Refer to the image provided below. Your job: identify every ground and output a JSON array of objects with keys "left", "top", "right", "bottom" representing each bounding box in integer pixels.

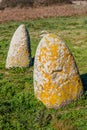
[
  {"left": 0, "top": 4, "right": 87, "bottom": 23},
  {"left": 0, "top": 4, "right": 87, "bottom": 130}
]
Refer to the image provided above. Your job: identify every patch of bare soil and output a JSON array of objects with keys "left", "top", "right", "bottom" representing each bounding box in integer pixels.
[{"left": 0, "top": 4, "right": 87, "bottom": 23}]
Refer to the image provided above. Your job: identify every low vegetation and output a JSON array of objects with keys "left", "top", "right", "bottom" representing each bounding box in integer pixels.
[
  {"left": 0, "top": 0, "right": 71, "bottom": 9},
  {"left": 0, "top": 16, "right": 87, "bottom": 130}
]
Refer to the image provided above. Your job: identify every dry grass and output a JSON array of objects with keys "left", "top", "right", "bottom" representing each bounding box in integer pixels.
[
  {"left": 52, "top": 115, "right": 78, "bottom": 130},
  {"left": 0, "top": 4, "right": 87, "bottom": 23}
]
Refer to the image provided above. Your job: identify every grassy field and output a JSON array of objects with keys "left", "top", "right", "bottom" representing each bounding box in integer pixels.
[{"left": 0, "top": 16, "right": 87, "bottom": 130}]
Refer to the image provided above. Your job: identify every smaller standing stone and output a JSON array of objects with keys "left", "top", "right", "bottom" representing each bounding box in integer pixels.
[{"left": 6, "top": 24, "right": 31, "bottom": 68}]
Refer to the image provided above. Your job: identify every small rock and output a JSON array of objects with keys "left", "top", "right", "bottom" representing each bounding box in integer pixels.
[
  {"left": 6, "top": 24, "right": 31, "bottom": 68},
  {"left": 34, "top": 33, "right": 83, "bottom": 109},
  {"left": 40, "top": 30, "right": 48, "bottom": 38}
]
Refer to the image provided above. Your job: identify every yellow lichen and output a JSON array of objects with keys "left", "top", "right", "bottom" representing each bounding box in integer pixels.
[
  {"left": 40, "top": 92, "right": 49, "bottom": 104},
  {"left": 48, "top": 94, "right": 57, "bottom": 106}
]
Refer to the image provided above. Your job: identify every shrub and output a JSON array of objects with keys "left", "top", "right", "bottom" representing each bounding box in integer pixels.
[{"left": 0, "top": 0, "right": 72, "bottom": 9}]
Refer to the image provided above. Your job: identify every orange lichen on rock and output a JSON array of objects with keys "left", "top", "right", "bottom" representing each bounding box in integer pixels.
[{"left": 34, "top": 33, "right": 83, "bottom": 109}]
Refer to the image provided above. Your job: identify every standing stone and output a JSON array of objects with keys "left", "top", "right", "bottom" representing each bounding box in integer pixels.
[
  {"left": 6, "top": 24, "right": 31, "bottom": 68},
  {"left": 34, "top": 33, "right": 83, "bottom": 109}
]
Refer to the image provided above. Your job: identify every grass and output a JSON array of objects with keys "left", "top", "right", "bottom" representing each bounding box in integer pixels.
[{"left": 0, "top": 16, "right": 87, "bottom": 130}]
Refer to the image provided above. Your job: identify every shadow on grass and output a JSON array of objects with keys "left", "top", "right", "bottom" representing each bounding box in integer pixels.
[
  {"left": 30, "top": 57, "right": 34, "bottom": 66},
  {"left": 81, "top": 73, "right": 87, "bottom": 92}
]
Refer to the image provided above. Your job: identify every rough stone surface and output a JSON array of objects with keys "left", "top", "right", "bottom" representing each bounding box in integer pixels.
[
  {"left": 6, "top": 24, "right": 31, "bottom": 68},
  {"left": 34, "top": 33, "right": 83, "bottom": 109}
]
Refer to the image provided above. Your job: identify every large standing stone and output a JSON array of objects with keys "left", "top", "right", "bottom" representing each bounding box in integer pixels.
[
  {"left": 34, "top": 33, "right": 83, "bottom": 109},
  {"left": 6, "top": 24, "right": 31, "bottom": 68}
]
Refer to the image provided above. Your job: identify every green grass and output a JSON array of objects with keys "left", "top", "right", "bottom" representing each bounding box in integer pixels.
[{"left": 0, "top": 16, "right": 87, "bottom": 130}]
